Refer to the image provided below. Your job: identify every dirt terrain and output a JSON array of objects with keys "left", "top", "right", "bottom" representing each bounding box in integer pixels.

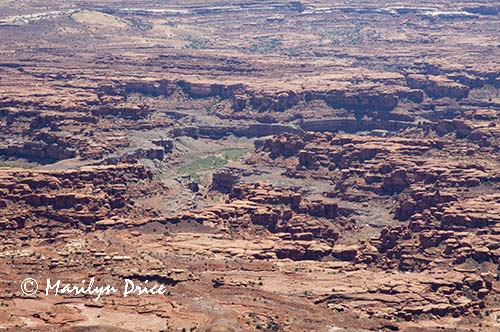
[{"left": 1, "top": 1, "right": 500, "bottom": 331}]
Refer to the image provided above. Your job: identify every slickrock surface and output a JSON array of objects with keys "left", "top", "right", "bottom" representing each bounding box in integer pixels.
[{"left": 1, "top": 0, "right": 500, "bottom": 331}]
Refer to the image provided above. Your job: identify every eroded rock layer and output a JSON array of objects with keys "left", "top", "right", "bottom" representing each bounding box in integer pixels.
[{"left": 1, "top": 0, "right": 500, "bottom": 331}]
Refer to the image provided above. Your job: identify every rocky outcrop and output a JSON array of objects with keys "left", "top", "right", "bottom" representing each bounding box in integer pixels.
[
  {"left": 0, "top": 141, "right": 76, "bottom": 163},
  {"left": 433, "top": 119, "right": 473, "bottom": 138},
  {"left": 407, "top": 74, "right": 469, "bottom": 100},
  {"left": 255, "top": 133, "right": 304, "bottom": 158},
  {"left": 123, "top": 80, "right": 175, "bottom": 97},
  {"left": 92, "top": 103, "right": 152, "bottom": 120},
  {"left": 211, "top": 168, "right": 241, "bottom": 193},
  {"left": 178, "top": 81, "right": 244, "bottom": 98},
  {"left": 463, "top": 6, "right": 499, "bottom": 16},
  {"left": 0, "top": 164, "right": 152, "bottom": 229},
  {"left": 323, "top": 89, "right": 398, "bottom": 110},
  {"left": 152, "top": 139, "right": 174, "bottom": 153},
  {"left": 382, "top": 168, "right": 409, "bottom": 193}
]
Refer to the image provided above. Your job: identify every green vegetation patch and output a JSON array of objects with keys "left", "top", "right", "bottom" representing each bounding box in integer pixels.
[
  {"left": 179, "top": 155, "right": 227, "bottom": 175},
  {"left": 318, "top": 24, "right": 382, "bottom": 46},
  {"left": 250, "top": 36, "right": 283, "bottom": 54},
  {"left": 177, "top": 148, "right": 250, "bottom": 182},
  {"left": 219, "top": 147, "right": 250, "bottom": 160},
  {"left": 184, "top": 35, "right": 208, "bottom": 49},
  {"left": 0, "top": 162, "right": 33, "bottom": 169}
]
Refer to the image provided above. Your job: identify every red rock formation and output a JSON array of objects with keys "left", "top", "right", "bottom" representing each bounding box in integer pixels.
[{"left": 407, "top": 74, "right": 469, "bottom": 99}]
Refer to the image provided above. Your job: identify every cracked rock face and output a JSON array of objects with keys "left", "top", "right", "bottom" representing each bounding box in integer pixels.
[{"left": 1, "top": 0, "right": 500, "bottom": 331}]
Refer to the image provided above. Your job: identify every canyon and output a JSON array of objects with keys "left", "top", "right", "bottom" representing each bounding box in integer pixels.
[{"left": 0, "top": 0, "right": 500, "bottom": 331}]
